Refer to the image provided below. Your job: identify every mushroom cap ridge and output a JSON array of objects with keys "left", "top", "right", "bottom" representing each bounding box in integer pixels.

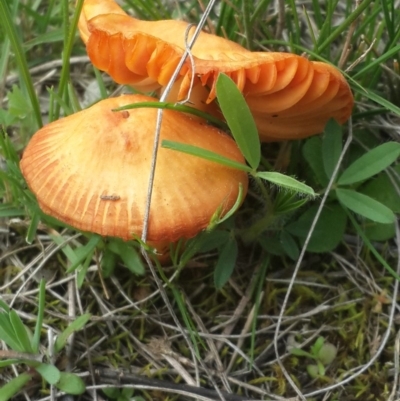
[{"left": 20, "top": 94, "right": 248, "bottom": 242}]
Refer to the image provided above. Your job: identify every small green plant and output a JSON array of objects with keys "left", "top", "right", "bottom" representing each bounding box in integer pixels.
[
  {"left": 163, "top": 73, "right": 316, "bottom": 288},
  {"left": 262, "top": 119, "right": 400, "bottom": 266},
  {"left": 0, "top": 280, "right": 89, "bottom": 400},
  {"left": 290, "top": 336, "right": 338, "bottom": 379}
]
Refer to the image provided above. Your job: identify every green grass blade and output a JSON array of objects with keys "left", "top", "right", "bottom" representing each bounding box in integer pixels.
[
  {"left": 171, "top": 288, "right": 202, "bottom": 357},
  {"left": 23, "top": 29, "right": 64, "bottom": 50},
  {"left": 287, "top": 0, "right": 301, "bottom": 46},
  {"left": 54, "top": 313, "right": 91, "bottom": 353},
  {"left": 54, "top": 0, "right": 84, "bottom": 119},
  {"left": 346, "top": 211, "right": 400, "bottom": 281},
  {"left": 351, "top": 83, "right": 400, "bottom": 116},
  {"left": 162, "top": 140, "right": 253, "bottom": 173},
  {"left": 65, "top": 234, "right": 101, "bottom": 273},
  {"left": 125, "top": 0, "right": 168, "bottom": 19},
  {"left": 0, "top": 205, "right": 25, "bottom": 218},
  {"left": 25, "top": 212, "right": 40, "bottom": 244},
  {"left": 31, "top": 279, "right": 46, "bottom": 353},
  {"left": 381, "top": 0, "right": 394, "bottom": 41},
  {"left": 0, "top": 1, "right": 42, "bottom": 129},
  {"left": 250, "top": 257, "right": 269, "bottom": 362},
  {"left": 316, "top": 0, "right": 374, "bottom": 53},
  {"left": 93, "top": 66, "right": 108, "bottom": 100},
  {"left": 241, "top": 0, "right": 253, "bottom": 49},
  {"left": 352, "top": 44, "right": 400, "bottom": 80},
  {"left": 114, "top": 101, "right": 227, "bottom": 129},
  {"left": 0, "top": 0, "right": 18, "bottom": 84}
]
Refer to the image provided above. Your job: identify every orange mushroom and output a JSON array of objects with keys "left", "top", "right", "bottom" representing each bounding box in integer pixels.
[
  {"left": 78, "top": 0, "right": 353, "bottom": 141},
  {"left": 20, "top": 94, "right": 248, "bottom": 258}
]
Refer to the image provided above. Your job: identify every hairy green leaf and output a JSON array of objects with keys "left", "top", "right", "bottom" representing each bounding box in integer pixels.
[{"left": 256, "top": 172, "right": 315, "bottom": 197}]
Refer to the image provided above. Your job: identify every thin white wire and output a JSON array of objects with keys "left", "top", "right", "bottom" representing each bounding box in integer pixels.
[
  {"left": 273, "top": 118, "right": 354, "bottom": 400},
  {"left": 141, "top": 4, "right": 215, "bottom": 244},
  {"left": 138, "top": 3, "right": 229, "bottom": 401}
]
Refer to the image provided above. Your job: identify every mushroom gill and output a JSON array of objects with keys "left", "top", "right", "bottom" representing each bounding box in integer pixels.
[{"left": 78, "top": 0, "right": 353, "bottom": 141}]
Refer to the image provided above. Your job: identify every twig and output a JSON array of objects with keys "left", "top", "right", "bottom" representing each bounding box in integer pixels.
[
  {"left": 74, "top": 271, "right": 98, "bottom": 401},
  {"left": 48, "top": 328, "right": 55, "bottom": 401},
  {"left": 345, "top": 39, "right": 376, "bottom": 73},
  {"left": 388, "top": 330, "right": 400, "bottom": 401},
  {"left": 8, "top": 233, "right": 81, "bottom": 307},
  {"left": 183, "top": 291, "right": 232, "bottom": 392},
  {"left": 226, "top": 293, "right": 260, "bottom": 374},
  {"left": 338, "top": 1, "right": 360, "bottom": 69},
  {"left": 0, "top": 350, "right": 42, "bottom": 363},
  {"left": 139, "top": 2, "right": 230, "bottom": 400},
  {"left": 91, "top": 368, "right": 262, "bottom": 401},
  {"left": 4, "top": 56, "right": 90, "bottom": 86},
  {"left": 274, "top": 0, "right": 285, "bottom": 40}
]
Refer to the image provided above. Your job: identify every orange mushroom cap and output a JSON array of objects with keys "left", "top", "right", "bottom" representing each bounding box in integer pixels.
[
  {"left": 20, "top": 94, "right": 248, "bottom": 246},
  {"left": 79, "top": 0, "right": 353, "bottom": 141}
]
